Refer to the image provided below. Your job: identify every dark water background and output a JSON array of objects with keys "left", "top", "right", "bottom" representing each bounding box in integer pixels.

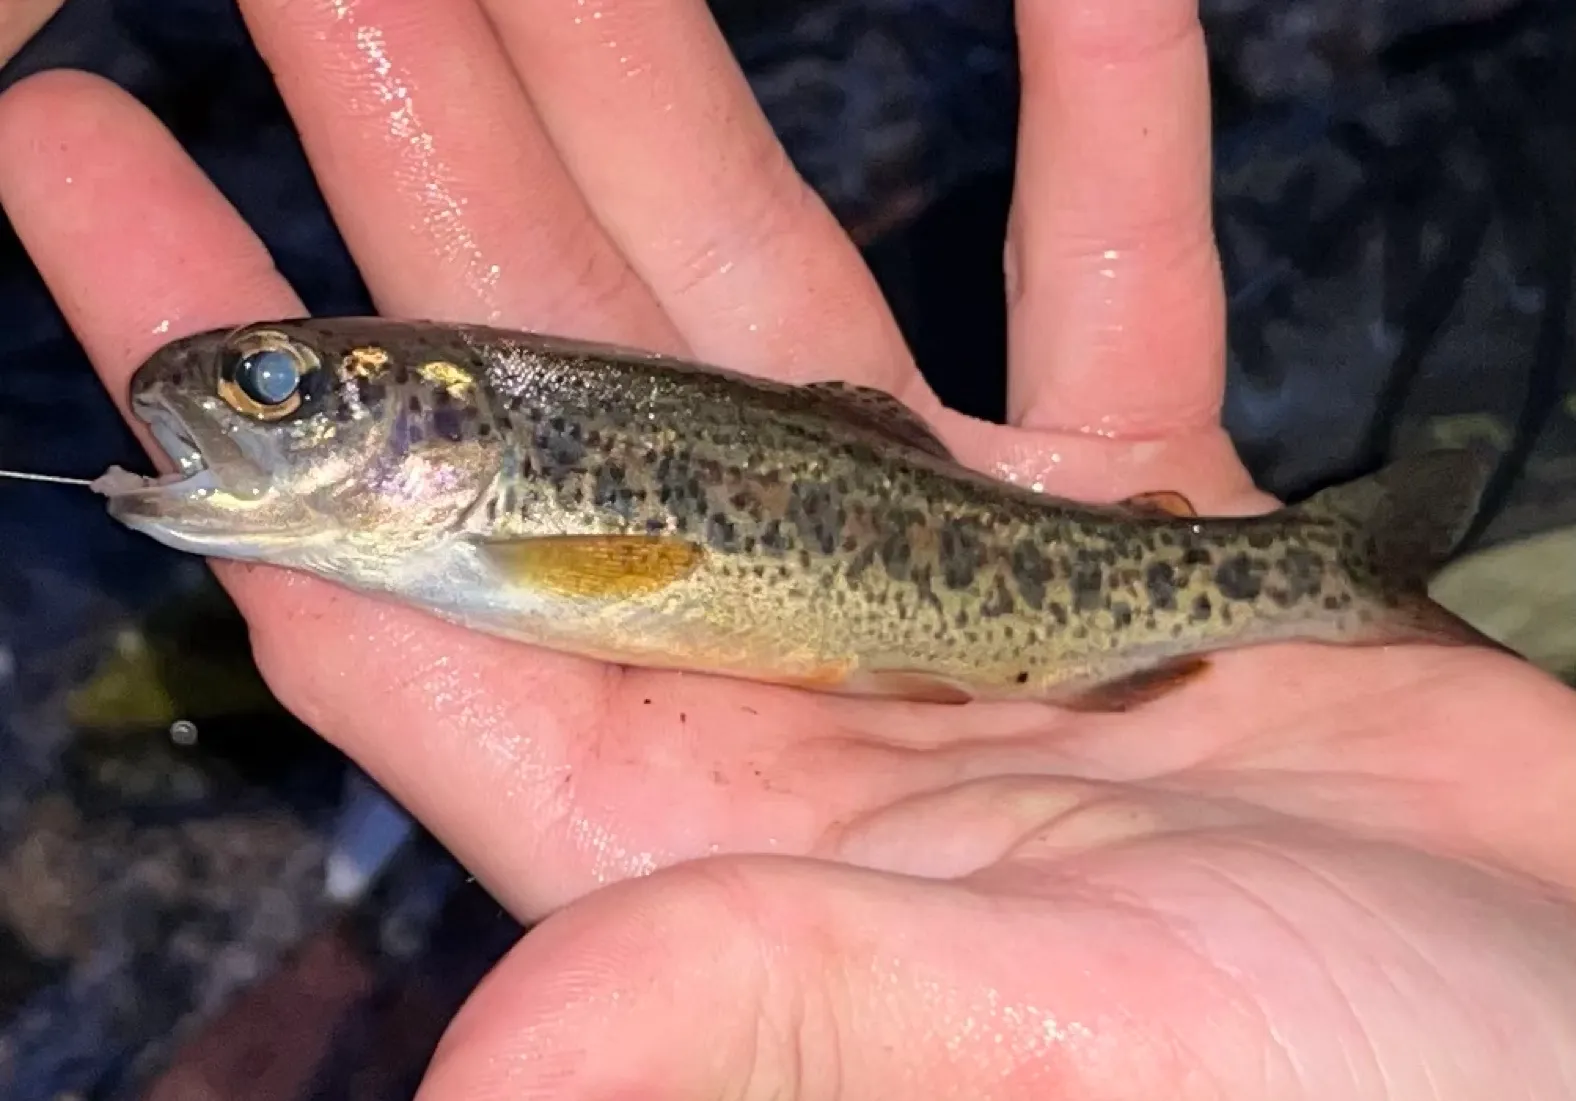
[{"left": 0, "top": 1, "right": 1572, "bottom": 1096}]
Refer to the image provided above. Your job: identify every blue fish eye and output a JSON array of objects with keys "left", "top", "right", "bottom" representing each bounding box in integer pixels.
[{"left": 236, "top": 348, "right": 303, "bottom": 407}]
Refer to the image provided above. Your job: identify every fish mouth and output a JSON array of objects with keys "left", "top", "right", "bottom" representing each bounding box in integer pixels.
[
  {"left": 94, "top": 392, "right": 240, "bottom": 501},
  {"left": 92, "top": 387, "right": 299, "bottom": 550}
]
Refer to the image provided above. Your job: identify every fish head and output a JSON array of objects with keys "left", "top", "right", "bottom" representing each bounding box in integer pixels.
[{"left": 103, "top": 320, "right": 501, "bottom": 564}]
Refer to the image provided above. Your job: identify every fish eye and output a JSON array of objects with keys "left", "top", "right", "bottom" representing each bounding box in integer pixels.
[
  {"left": 236, "top": 349, "right": 302, "bottom": 407},
  {"left": 218, "top": 332, "right": 319, "bottom": 420}
]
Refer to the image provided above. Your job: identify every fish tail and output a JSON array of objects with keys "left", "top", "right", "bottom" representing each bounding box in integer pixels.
[{"left": 1295, "top": 445, "right": 1512, "bottom": 653}]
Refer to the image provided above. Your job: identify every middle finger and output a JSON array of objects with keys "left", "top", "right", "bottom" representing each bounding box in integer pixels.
[
  {"left": 477, "top": 0, "right": 931, "bottom": 400},
  {"left": 238, "top": 0, "right": 681, "bottom": 348}
]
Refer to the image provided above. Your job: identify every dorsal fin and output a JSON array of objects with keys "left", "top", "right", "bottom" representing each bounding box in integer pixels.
[{"left": 803, "top": 381, "right": 954, "bottom": 461}]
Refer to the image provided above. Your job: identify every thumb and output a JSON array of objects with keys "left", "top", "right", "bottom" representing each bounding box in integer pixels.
[{"left": 412, "top": 855, "right": 1226, "bottom": 1100}]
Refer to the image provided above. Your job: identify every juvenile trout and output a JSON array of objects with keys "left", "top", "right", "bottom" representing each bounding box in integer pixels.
[{"left": 95, "top": 318, "right": 1507, "bottom": 710}]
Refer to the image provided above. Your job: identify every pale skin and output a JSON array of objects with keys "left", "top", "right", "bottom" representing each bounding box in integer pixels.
[{"left": 2, "top": 0, "right": 1575, "bottom": 1095}]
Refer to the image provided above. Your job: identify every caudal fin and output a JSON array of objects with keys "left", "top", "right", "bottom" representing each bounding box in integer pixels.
[
  {"left": 1296, "top": 446, "right": 1517, "bottom": 655},
  {"left": 1298, "top": 446, "right": 1496, "bottom": 586}
]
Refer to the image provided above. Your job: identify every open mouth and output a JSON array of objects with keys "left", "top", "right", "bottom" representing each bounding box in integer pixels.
[{"left": 91, "top": 397, "right": 222, "bottom": 499}]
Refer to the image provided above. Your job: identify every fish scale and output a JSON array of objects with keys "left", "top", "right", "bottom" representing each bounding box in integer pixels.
[{"left": 90, "top": 318, "right": 1512, "bottom": 710}]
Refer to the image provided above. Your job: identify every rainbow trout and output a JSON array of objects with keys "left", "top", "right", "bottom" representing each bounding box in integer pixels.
[{"left": 93, "top": 318, "right": 1506, "bottom": 710}]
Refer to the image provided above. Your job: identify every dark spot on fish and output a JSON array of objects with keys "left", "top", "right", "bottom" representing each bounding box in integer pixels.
[
  {"left": 1048, "top": 601, "right": 1068, "bottom": 626},
  {"left": 1214, "top": 553, "right": 1265, "bottom": 602},
  {"left": 1281, "top": 546, "right": 1326, "bottom": 602},
  {"left": 981, "top": 574, "right": 1016, "bottom": 618},
  {"left": 477, "top": 422, "right": 492, "bottom": 438},
  {"left": 392, "top": 365, "right": 409, "bottom": 385},
  {"left": 1010, "top": 540, "right": 1052, "bottom": 611},
  {"left": 1070, "top": 560, "right": 1104, "bottom": 613},
  {"left": 706, "top": 512, "right": 736, "bottom": 550},
  {"left": 431, "top": 404, "right": 464, "bottom": 442},
  {"left": 939, "top": 522, "right": 983, "bottom": 589},
  {"left": 1144, "top": 561, "right": 1178, "bottom": 610},
  {"left": 535, "top": 415, "right": 585, "bottom": 473},
  {"left": 846, "top": 545, "right": 877, "bottom": 583},
  {"left": 878, "top": 529, "right": 912, "bottom": 581},
  {"left": 1182, "top": 547, "right": 1212, "bottom": 567},
  {"left": 357, "top": 381, "right": 387, "bottom": 412},
  {"left": 646, "top": 518, "right": 667, "bottom": 534},
  {"left": 1015, "top": 671, "right": 1029, "bottom": 684},
  {"left": 1247, "top": 531, "right": 1275, "bottom": 549},
  {"left": 1111, "top": 601, "right": 1134, "bottom": 628},
  {"left": 1190, "top": 593, "right": 1212, "bottom": 621},
  {"left": 408, "top": 395, "right": 423, "bottom": 414},
  {"left": 760, "top": 520, "right": 787, "bottom": 554}
]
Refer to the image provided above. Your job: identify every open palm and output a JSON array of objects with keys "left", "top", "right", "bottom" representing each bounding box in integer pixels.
[{"left": 3, "top": 1, "right": 1573, "bottom": 1096}]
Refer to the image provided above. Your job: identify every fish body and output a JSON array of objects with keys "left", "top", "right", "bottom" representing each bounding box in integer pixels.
[{"left": 99, "top": 318, "right": 1505, "bottom": 709}]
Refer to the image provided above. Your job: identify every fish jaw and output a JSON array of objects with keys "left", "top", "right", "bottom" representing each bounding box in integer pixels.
[{"left": 96, "top": 382, "right": 325, "bottom": 558}]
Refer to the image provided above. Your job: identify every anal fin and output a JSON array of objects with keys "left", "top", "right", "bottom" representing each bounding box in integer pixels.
[{"left": 1056, "top": 657, "right": 1210, "bottom": 713}]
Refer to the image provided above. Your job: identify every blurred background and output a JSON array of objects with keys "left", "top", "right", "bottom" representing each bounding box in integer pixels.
[{"left": 0, "top": 1, "right": 1571, "bottom": 1097}]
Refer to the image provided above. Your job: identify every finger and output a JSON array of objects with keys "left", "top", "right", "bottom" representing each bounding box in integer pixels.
[
  {"left": 416, "top": 857, "right": 1238, "bottom": 1100},
  {"left": 0, "top": 0, "right": 62, "bottom": 69},
  {"left": 1005, "top": 0, "right": 1227, "bottom": 441},
  {"left": 236, "top": 0, "right": 680, "bottom": 349},
  {"left": 475, "top": 0, "right": 934, "bottom": 403}
]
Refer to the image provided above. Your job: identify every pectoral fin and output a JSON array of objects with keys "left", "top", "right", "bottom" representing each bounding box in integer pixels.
[{"left": 477, "top": 534, "right": 706, "bottom": 599}]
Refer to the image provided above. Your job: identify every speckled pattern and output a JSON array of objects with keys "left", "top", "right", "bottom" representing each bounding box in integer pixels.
[{"left": 120, "top": 319, "right": 1497, "bottom": 703}]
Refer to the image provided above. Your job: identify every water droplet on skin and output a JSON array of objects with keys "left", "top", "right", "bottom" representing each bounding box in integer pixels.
[{"left": 346, "top": 17, "right": 502, "bottom": 307}]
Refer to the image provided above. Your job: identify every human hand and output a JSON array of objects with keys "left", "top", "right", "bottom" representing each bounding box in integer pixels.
[
  {"left": 0, "top": 0, "right": 63, "bottom": 70},
  {"left": 2, "top": 0, "right": 1574, "bottom": 1095}
]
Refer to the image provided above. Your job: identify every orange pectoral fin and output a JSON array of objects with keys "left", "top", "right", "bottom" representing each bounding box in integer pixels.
[
  {"left": 1055, "top": 657, "right": 1211, "bottom": 713},
  {"left": 477, "top": 534, "right": 706, "bottom": 599}
]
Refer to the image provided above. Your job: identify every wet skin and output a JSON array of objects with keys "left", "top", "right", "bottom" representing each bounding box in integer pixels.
[{"left": 1, "top": 0, "right": 1575, "bottom": 1097}]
